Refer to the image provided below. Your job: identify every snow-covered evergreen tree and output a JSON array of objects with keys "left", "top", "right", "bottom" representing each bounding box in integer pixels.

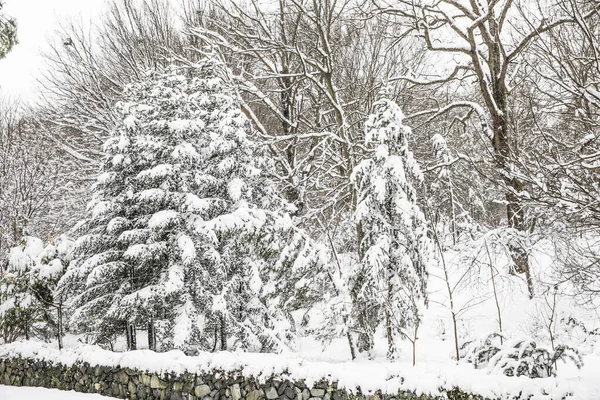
[
  {"left": 31, "top": 235, "right": 74, "bottom": 348},
  {"left": 0, "top": 235, "right": 71, "bottom": 343},
  {"left": 58, "top": 59, "right": 323, "bottom": 354},
  {"left": 351, "top": 98, "right": 432, "bottom": 360},
  {"left": 0, "top": 4, "right": 16, "bottom": 59},
  {"left": 0, "top": 237, "right": 44, "bottom": 342}
]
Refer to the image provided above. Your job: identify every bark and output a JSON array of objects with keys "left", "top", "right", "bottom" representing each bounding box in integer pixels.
[
  {"left": 126, "top": 323, "right": 136, "bottom": 351},
  {"left": 480, "top": 17, "right": 533, "bottom": 298},
  {"left": 353, "top": 221, "right": 374, "bottom": 356},
  {"left": 57, "top": 303, "right": 64, "bottom": 350},
  {"left": 386, "top": 277, "right": 395, "bottom": 360},
  {"left": 147, "top": 320, "right": 155, "bottom": 351},
  {"left": 211, "top": 324, "right": 218, "bottom": 352},
  {"left": 219, "top": 314, "right": 227, "bottom": 351},
  {"left": 346, "top": 332, "right": 356, "bottom": 360},
  {"left": 412, "top": 319, "right": 420, "bottom": 366},
  {"left": 385, "top": 308, "right": 395, "bottom": 360},
  {"left": 130, "top": 324, "right": 137, "bottom": 350},
  {"left": 493, "top": 104, "right": 534, "bottom": 297}
]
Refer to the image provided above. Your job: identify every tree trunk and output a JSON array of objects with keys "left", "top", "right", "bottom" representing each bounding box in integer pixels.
[
  {"left": 219, "top": 314, "right": 227, "bottom": 351},
  {"left": 386, "top": 309, "right": 395, "bottom": 360},
  {"left": 57, "top": 303, "right": 64, "bottom": 350},
  {"left": 493, "top": 114, "right": 533, "bottom": 298},
  {"left": 126, "top": 323, "right": 136, "bottom": 351},
  {"left": 212, "top": 324, "right": 218, "bottom": 352},
  {"left": 385, "top": 280, "right": 396, "bottom": 360},
  {"left": 353, "top": 222, "right": 374, "bottom": 356},
  {"left": 451, "top": 310, "right": 459, "bottom": 361},
  {"left": 147, "top": 320, "right": 155, "bottom": 351},
  {"left": 473, "top": 17, "right": 533, "bottom": 298},
  {"left": 484, "top": 77, "right": 532, "bottom": 296},
  {"left": 131, "top": 324, "right": 137, "bottom": 350},
  {"left": 346, "top": 332, "right": 356, "bottom": 360}
]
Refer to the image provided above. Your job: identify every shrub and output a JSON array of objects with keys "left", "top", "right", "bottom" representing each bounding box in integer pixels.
[
  {"left": 461, "top": 334, "right": 583, "bottom": 378},
  {"left": 459, "top": 333, "right": 503, "bottom": 368}
]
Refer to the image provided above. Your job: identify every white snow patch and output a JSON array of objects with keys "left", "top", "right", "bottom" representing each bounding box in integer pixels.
[
  {"left": 0, "top": 385, "right": 112, "bottom": 399},
  {"left": 0, "top": 341, "right": 596, "bottom": 399},
  {"left": 148, "top": 210, "right": 179, "bottom": 229}
]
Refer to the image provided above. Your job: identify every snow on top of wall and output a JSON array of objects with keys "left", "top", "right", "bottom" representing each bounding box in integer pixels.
[{"left": 0, "top": 341, "right": 593, "bottom": 400}]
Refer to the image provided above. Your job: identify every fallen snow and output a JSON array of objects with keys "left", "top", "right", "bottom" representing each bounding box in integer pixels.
[
  {"left": 0, "top": 385, "right": 112, "bottom": 399},
  {"left": 0, "top": 340, "right": 597, "bottom": 399},
  {"left": 2, "top": 230, "right": 599, "bottom": 400}
]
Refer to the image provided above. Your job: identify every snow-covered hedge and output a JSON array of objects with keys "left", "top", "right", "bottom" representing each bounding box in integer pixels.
[{"left": 0, "top": 341, "right": 586, "bottom": 399}]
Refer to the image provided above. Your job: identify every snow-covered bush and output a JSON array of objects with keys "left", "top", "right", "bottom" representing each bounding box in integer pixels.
[
  {"left": 58, "top": 58, "right": 324, "bottom": 354},
  {"left": 459, "top": 333, "right": 504, "bottom": 368},
  {"left": 461, "top": 333, "right": 583, "bottom": 378},
  {"left": 560, "top": 316, "right": 600, "bottom": 345},
  {"left": 488, "top": 338, "right": 583, "bottom": 378}
]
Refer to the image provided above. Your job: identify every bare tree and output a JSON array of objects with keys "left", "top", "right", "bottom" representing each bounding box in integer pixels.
[
  {"left": 0, "top": 98, "right": 73, "bottom": 260},
  {"left": 515, "top": 1, "right": 600, "bottom": 224},
  {"left": 372, "top": 0, "right": 600, "bottom": 298},
  {"left": 188, "top": 0, "right": 425, "bottom": 234},
  {"left": 37, "top": 0, "right": 187, "bottom": 175}
]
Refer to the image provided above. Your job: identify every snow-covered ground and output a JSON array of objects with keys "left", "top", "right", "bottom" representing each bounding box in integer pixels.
[
  {"left": 2, "top": 333, "right": 599, "bottom": 400},
  {"left": 0, "top": 385, "right": 112, "bottom": 399},
  {"left": 2, "top": 237, "right": 600, "bottom": 399}
]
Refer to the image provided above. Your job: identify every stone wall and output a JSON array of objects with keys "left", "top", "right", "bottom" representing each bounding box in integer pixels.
[{"left": 0, "top": 356, "right": 488, "bottom": 400}]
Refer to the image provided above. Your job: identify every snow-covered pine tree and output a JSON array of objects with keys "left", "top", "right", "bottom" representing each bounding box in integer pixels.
[
  {"left": 58, "top": 58, "right": 323, "bottom": 354},
  {"left": 351, "top": 98, "right": 432, "bottom": 361}
]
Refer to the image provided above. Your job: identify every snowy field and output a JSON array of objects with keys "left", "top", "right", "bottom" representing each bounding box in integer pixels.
[{"left": 0, "top": 385, "right": 112, "bottom": 399}]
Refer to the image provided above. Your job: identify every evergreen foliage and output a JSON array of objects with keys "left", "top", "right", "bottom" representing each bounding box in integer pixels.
[
  {"left": 350, "top": 98, "right": 432, "bottom": 359},
  {"left": 488, "top": 338, "right": 583, "bottom": 378},
  {"left": 0, "top": 2, "right": 16, "bottom": 59},
  {"left": 459, "top": 332, "right": 504, "bottom": 369},
  {"left": 0, "top": 237, "right": 44, "bottom": 342},
  {"left": 57, "top": 59, "right": 323, "bottom": 353},
  {"left": 461, "top": 333, "right": 583, "bottom": 378},
  {"left": 0, "top": 236, "right": 71, "bottom": 343}
]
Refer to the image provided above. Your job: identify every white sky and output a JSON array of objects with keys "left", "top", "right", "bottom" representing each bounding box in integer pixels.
[{"left": 0, "top": 0, "right": 105, "bottom": 102}]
